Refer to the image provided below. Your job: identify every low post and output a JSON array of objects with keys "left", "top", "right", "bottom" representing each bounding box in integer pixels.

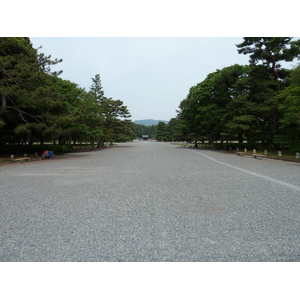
[
  {"left": 278, "top": 151, "right": 282, "bottom": 157},
  {"left": 253, "top": 149, "right": 256, "bottom": 154},
  {"left": 296, "top": 153, "right": 299, "bottom": 159},
  {"left": 10, "top": 155, "right": 14, "bottom": 160},
  {"left": 264, "top": 150, "right": 268, "bottom": 155},
  {"left": 244, "top": 148, "right": 247, "bottom": 153},
  {"left": 24, "top": 153, "right": 27, "bottom": 157},
  {"left": 236, "top": 147, "right": 239, "bottom": 152}
]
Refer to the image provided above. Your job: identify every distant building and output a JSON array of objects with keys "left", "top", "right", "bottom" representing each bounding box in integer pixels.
[{"left": 142, "top": 135, "right": 149, "bottom": 140}]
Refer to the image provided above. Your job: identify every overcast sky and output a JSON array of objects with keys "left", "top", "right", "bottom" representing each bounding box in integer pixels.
[{"left": 29, "top": 37, "right": 253, "bottom": 121}]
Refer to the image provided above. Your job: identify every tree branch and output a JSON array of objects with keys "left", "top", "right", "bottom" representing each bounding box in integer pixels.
[{"left": 5, "top": 105, "right": 43, "bottom": 123}]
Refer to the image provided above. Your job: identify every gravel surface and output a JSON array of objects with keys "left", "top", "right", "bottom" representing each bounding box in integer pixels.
[{"left": 1, "top": 141, "right": 299, "bottom": 261}]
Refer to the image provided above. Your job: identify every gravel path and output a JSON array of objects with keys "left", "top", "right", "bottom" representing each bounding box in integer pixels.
[{"left": 1, "top": 141, "right": 299, "bottom": 261}]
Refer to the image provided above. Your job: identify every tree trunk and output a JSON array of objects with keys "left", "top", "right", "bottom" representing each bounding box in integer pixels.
[
  {"left": 238, "top": 133, "right": 243, "bottom": 144},
  {"left": 0, "top": 95, "right": 7, "bottom": 116},
  {"left": 271, "top": 56, "right": 278, "bottom": 80},
  {"left": 269, "top": 111, "right": 278, "bottom": 136},
  {"left": 97, "top": 137, "right": 105, "bottom": 148},
  {"left": 28, "top": 137, "right": 34, "bottom": 147}
]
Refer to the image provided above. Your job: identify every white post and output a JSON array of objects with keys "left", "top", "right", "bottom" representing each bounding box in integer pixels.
[
  {"left": 10, "top": 155, "right": 14, "bottom": 160},
  {"left": 264, "top": 150, "right": 268, "bottom": 155},
  {"left": 244, "top": 148, "right": 247, "bottom": 153},
  {"left": 253, "top": 149, "right": 256, "bottom": 154},
  {"left": 278, "top": 151, "right": 282, "bottom": 157},
  {"left": 296, "top": 153, "right": 300, "bottom": 159}
]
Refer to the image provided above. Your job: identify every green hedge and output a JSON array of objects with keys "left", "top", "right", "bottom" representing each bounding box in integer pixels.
[{"left": 0, "top": 144, "right": 73, "bottom": 155}]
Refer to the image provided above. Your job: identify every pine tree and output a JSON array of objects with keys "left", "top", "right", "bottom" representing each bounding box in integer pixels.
[
  {"left": 0, "top": 38, "right": 63, "bottom": 145},
  {"left": 89, "top": 74, "right": 132, "bottom": 147},
  {"left": 236, "top": 37, "right": 300, "bottom": 80},
  {"left": 90, "top": 74, "right": 104, "bottom": 101},
  {"left": 236, "top": 38, "right": 300, "bottom": 145}
]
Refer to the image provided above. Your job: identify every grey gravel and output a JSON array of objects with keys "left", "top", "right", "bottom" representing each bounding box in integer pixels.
[{"left": 0, "top": 141, "right": 299, "bottom": 261}]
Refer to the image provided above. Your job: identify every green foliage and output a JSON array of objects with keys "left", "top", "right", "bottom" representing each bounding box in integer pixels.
[
  {"left": 0, "top": 39, "right": 134, "bottom": 150},
  {"left": 275, "top": 65, "right": 300, "bottom": 150},
  {"left": 90, "top": 74, "right": 104, "bottom": 101},
  {"left": 0, "top": 37, "right": 64, "bottom": 145},
  {"left": 236, "top": 37, "right": 300, "bottom": 79},
  {"left": 0, "top": 144, "right": 73, "bottom": 155},
  {"left": 274, "top": 128, "right": 300, "bottom": 151},
  {"left": 278, "top": 66, "right": 300, "bottom": 127},
  {"left": 154, "top": 122, "right": 170, "bottom": 141},
  {"left": 89, "top": 74, "right": 134, "bottom": 147},
  {"left": 175, "top": 38, "right": 300, "bottom": 150},
  {"left": 132, "top": 123, "right": 154, "bottom": 138}
]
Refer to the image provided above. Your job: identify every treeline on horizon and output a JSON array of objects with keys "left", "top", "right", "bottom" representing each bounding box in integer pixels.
[
  {"left": 1, "top": 37, "right": 300, "bottom": 154},
  {"left": 148, "top": 37, "right": 300, "bottom": 151}
]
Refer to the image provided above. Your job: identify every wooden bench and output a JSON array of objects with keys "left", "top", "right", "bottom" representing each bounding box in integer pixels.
[
  {"left": 236, "top": 152, "right": 246, "bottom": 156},
  {"left": 14, "top": 157, "right": 32, "bottom": 162},
  {"left": 251, "top": 154, "right": 264, "bottom": 159}
]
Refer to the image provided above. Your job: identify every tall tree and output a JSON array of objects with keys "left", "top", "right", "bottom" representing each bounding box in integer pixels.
[
  {"left": 237, "top": 37, "right": 300, "bottom": 144},
  {"left": 90, "top": 74, "right": 104, "bottom": 101},
  {"left": 276, "top": 65, "right": 300, "bottom": 150},
  {"left": 168, "top": 117, "right": 184, "bottom": 142},
  {"left": 89, "top": 74, "right": 133, "bottom": 147},
  {"left": 236, "top": 37, "right": 300, "bottom": 80},
  {"left": 178, "top": 66, "right": 247, "bottom": 144},
  {"left": 154, "top": 121, "right": 170, "bottom": 141},
  {"left": 0, "top": 38, "right": 61, "bottom": 119},
  {"left": 0, "top": 37, "right": 62, "bottom": 145}
]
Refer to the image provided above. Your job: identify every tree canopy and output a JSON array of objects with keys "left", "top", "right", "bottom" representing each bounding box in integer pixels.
[
  {"left": 0, "top": 38, "right": 135, "bottom": 149},
  {"left": 172, "top": 37, "right": 300, "bottom": 151}
]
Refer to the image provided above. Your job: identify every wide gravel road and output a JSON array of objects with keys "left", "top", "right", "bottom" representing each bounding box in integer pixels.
[{"left": 1, "top": 141, "right": 299, "bottom": 261}]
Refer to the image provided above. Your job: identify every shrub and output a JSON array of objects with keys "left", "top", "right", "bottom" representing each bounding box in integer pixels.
[{"left": 0, "top": 144, "right": 73, "bottom": 155}]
